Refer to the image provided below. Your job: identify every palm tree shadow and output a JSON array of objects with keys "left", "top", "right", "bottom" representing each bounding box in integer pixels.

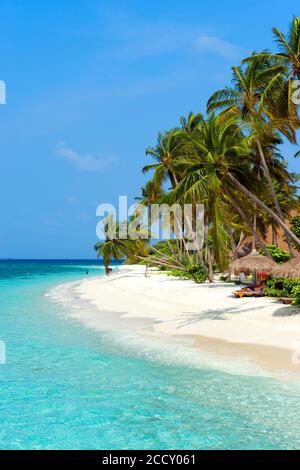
[
  {"left": 176, "top": 304, "right": 266, "bottom": 329},
  {"left": 273, "top": 305, "right": 300, "bottom": 317}
]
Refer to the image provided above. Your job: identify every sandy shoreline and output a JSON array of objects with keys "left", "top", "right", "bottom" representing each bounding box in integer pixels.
[{"left": 65, "top": 265, "right": 300, "bottom": 376}]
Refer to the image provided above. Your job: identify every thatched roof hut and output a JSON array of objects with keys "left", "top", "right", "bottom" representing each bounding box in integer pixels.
[
  {"left": 271, "top": 256, "right": 300, "bottom": 279},
  {"left": 229, "top": 249, "right": 277, "bottom": 276}
]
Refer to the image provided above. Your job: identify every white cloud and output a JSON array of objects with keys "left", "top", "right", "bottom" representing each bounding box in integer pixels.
[
  {"left": 97, "top": 10, "right": 244, "bottom": 62},
  {"left": 57, "top": 142, "right": 116, "bottom": 172},
  {"left": 196, "top": 36, "right": 243, "bottom": 59}
]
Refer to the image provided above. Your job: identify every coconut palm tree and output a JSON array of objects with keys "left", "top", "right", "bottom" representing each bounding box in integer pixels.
[
  {"left": 243, "top": 16, "right": 300, "bottom": 132},
  {"left": 207, "top": 58, "right": 284, "bottom": 120},
  {"left": 242, "top": 16, "right": 300, "bottom": 129},
  {"left": 179, "top": 112, "right": 204, "bottom": 133},
  {"left": 207, "top": 59, "right": 296, "bottom": 253},
  {"left": 135, "top": 180, "right": 164, "bottom": 206},
  {"left": 168, "top": 114, "right": 247, "bottom": 276},
  {"left": 143, "top": 129, "right": 185, "bottom": 189},
  {"left": 94, "top": 238, "right": 139, "bottom": 274},
  {"left": 265, "top": 16, "right": 300, "bottom": 79},
  {"left": 94, "top": 216, "right": 148, "bottom": 273},
  {"left": 169, "top": 114, "right": 300, "bottom": 255}
]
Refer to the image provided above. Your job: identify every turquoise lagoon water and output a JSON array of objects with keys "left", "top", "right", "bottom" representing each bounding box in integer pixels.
[{"left": 0, "top": 260, "right": 300, "bottom": 450}]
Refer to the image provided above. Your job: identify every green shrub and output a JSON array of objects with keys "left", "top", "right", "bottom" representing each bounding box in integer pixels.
[
  {"left": 292, "top": 286, "right": 300, "bottom": 306},
  {"left": 259, "top": 245, "right": 291, "bottom": 264},
  {"left": 149, "top": 240, "right": 179, "bottom": 257},
  {"left": 291, "top": 216, "right": 300, "bottom": 252},
  {"left": 169, "top": 264, "right": 207, "bottom": 283},
  {"left": 264, "top": 278, "right": 300, "bottom": 298}
]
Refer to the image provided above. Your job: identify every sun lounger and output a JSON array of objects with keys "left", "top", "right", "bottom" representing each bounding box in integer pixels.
[
  {"left": 234, "top": 290, "right": 264, "bottom": 298},
  {"left": 234, "top": 282, "right": 265, "bottom": 298}
]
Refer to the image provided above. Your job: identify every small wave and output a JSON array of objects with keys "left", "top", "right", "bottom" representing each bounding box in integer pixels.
[{"left": 46, "top": 280, "right": 300, "bottom": 383}]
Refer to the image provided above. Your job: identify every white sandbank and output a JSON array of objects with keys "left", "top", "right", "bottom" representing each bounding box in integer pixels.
[{"left": 70, "top": 265, "right": 300, "bottom": 374}]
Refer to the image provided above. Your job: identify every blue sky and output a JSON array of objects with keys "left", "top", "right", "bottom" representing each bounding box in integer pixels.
[{"left": 0, "top": 0, "right": 299, "bottom": 258}]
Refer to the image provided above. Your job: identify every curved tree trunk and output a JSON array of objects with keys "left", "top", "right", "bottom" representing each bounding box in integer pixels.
[
  {"left": 150, "top": 245, "right": 184, "bottom": 268},
  {"left": 204, "top": 218, "right": 214, "bottom": 283},
  {"left": 229, "top": 229, "right": 238, "bottom": 261},
  {"left": 272, "top": 223, "right": 275, "bottom": 245},
  {"left": 252, "top": 211, "right": 257, "bottom": 251},
  {"left": 138, "top": 256, "right": 187, "bottom": 272},
  {"left": 237, "top": 231, "right": 245, "bottom": 251},
  {"left": 166, "top": 239, "right": 175, "bottom": 255},
  {"left": 224, "top": 187, "right": 272, "bottom": 259},
  {"left": 168, "top": 170, "right": 179, "bottom": 188},
  {"left": 172, "top": 171, "right": 179, "bottom": 186},
  {"left": 207, "top": 249, "right": 214, "bottom": 283},
  {"left": 272, "top": 222, "right": 278, "bottom": 245},
  {"left": 226, "top": 172, "right": 300, "bottom": 248},
  {"left": 256, "top": 139, "right": 294, "bottom": 256}
]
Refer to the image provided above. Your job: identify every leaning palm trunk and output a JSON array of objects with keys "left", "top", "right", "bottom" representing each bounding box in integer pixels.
[
  {"left": 207, "top": 247, "right": 214, "bottom": 283},
  {"left": 227, "top": 172, "right": 300, "bottom": 248},
  {"left": 182, "top": 208, "right": 201, "bottom": 263},
  {"left": 236, "top": 231, "right": 245, "bottom": 251},
  {"left": 166, "top": 239, "right": 175, "bottom": 255},
  {"left": 176, "top": 239, "right": 182, "bottom": 260},
  {"left": 137, "top": 256, "right": 187, "bottom": 272},
  {"left": 168, "top": 170, "right": 179, "bottom": 188},
  {"left": 204, "top": 218, "right": 214, "bottom": 283},
  {"left": 181, "top": 236, "right": 191, "bottom": 259},
  {"left": 224, "top": 187, "right": 272, "bottom": 259},
  {"left": 256, "top": 139, "right": 294, "bottom": 256},
  {"left": 252, "top": 211, "right": 257, "bottom": 251},
  {"left": 172, "top": 171, "right": 179, "bottom": 186},
  {"left": 229, "top": 229, "right": 238, "bottom": 260},
  {"left": 272, "top": 222, "right": 278, "bottom": 245},
  {"left": 150, "top": 245, "right": 184, "bottom": 268},
  {"left": 198, "top": 248, "right": 206, "bottom": 274},
  {"left": 228, "top": 230, "right": 236, "bottom": 280}
]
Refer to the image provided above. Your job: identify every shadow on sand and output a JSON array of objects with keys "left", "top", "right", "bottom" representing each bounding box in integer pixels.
[
  {"left": 177, "top": 299, "right": 300, "bottom": 328},
  {"left": 176, "top": 304, "right": 264, "bottom": 328},
  {"left": 272, "top": 305, "right": 300, "bottom": 317}
]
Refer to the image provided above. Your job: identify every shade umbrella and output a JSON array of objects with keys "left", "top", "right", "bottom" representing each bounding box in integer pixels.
[
  {"left": 271, "top": 256, "right": 300, "bottom": 279},
  {"left": 229, "top": 249, "right": 277, "bottom": 282}
]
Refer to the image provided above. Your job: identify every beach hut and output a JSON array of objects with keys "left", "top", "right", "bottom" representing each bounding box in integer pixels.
[
  {"left": 229, "top": 249, "right": 276, "bottom": 283},
  {"left": 271, "top": 256, "right": 300, "bottom": 279}
]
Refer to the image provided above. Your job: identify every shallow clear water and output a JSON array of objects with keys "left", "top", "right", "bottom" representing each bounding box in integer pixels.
[{"left": 0, "top": 260, "right": 300, "bottom": 450}]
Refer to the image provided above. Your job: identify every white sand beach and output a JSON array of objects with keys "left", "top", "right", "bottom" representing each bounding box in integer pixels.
[{"left": 72, "top": 265, "right": 300, "bottom": 374}]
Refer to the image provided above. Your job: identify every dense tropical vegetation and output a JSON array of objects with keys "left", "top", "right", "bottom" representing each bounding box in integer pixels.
[
  {"left": 291, "top": 215, "right": 300, "bottom": 250},
  {"left": 258, "top": 244, "right": 291, "bottom": 264},
  {"left": 96, "top": 17, "right": 300, "bottom": 285},
  {"left": 264, "top": 278, "right": 300, "bottom": 303}
]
